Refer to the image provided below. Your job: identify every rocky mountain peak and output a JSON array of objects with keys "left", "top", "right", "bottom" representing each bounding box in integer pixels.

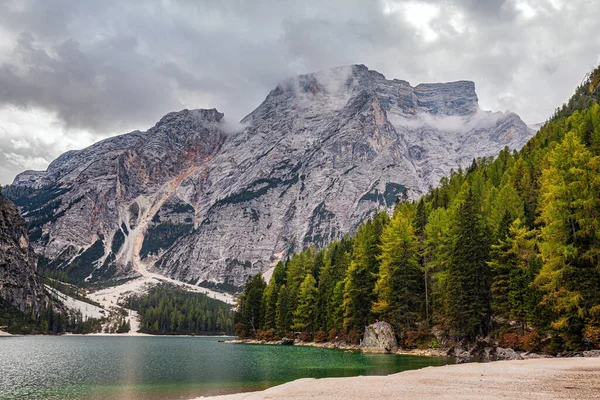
[
  {"left": 154, "top": 108, "right": 224, "bottom": 129},
  {"left": 413, "top": 80, "right": 478, "bottom": 116},
  {"left": 245, "top": 65, "right": 480, "bottom": 127},
  {"left": 6, "top": 65, "right": 535, "bottom": 289},
  {"left": 148, "top": 108, "right": 226, "bottom": 145}
]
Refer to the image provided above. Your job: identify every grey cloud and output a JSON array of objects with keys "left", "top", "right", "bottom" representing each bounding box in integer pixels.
[{"left": 0, "top": 0, "right": 599, "bottom": 185}]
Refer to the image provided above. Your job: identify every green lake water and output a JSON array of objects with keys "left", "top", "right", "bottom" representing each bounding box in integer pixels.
[{"left": 0, "top": 336, "right": 449, "bottom": 400}]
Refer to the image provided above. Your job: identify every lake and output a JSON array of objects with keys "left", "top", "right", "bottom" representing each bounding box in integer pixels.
[{"left": 0, "top": 336, "right": 449, "bottom": 400}]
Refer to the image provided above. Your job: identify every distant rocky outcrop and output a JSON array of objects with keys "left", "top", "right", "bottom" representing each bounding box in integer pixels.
[
  {"left": 0, "top": 193, "right": 47, "bottom": 315},
  {"left": 6, "top": 65, "right": 535, "bottom": 288},
  {"left": 361, "top": 321, "right": 398, "bottom": 353}
]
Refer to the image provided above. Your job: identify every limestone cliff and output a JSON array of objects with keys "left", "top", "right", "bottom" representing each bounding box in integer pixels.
[
  {"left": 6, "top": 65, "right": 534, "bottom": 288},
  {"left": 0, "top": 194, "right": 47, "bottom": 314}
]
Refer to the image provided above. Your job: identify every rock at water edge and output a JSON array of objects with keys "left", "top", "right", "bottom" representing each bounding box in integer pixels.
[{"left": 361, "top": 321, "right": 398, "bottom": 354}]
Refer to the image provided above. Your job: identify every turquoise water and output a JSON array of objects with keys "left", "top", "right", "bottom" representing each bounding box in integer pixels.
[{"left": 0, "top": 336, "right": 448, "bottom": 399}]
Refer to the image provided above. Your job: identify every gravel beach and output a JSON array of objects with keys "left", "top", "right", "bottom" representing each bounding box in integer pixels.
[{"left": 196, "top": 358, "right": 600, "bottom": 400}]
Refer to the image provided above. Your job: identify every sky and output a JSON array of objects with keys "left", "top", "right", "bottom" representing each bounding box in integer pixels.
[{"left": 0, "top": 0, "right": 599, "bottom": 184}]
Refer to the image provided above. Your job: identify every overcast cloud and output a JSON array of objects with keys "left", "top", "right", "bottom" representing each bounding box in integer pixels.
[{"left": 0, "top": 0, "right": 599, "bottom": 184}]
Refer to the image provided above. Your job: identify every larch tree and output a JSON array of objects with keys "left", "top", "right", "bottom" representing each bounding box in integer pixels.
[
  {"left": 537, "top": 131, "right": 600, "bottom": 347},
  {"left": 373, "top": 211, "right": 423, "bottom": 333},
  {"left": 292, "top": 274, "right": 318, "bottom": 334},
  {"left": 342, "top": 212, "right": 388, "bottom": 333}
]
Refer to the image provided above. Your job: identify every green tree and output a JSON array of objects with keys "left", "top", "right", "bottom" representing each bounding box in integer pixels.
[
  {"left": 537, "top": 132, "right": 600, "bottom": 347},
  {"left": 262, "top": 261, "right": 286, "bottom": 330},
  {"left": 292, "top": 274, "right": 318, "bottom": 334},
  {"left": 424, "top": 207, "right": 452, "bottom": 320},
  {"left": 488, "top": 218, "right": 538, "bottom": 331},
  {"left": 446, "top": 187, "right": 491, "bottom": 339},
  {"left": 342, "top": 212, "right": 388, "bottom": 333},
  {"left": 275, "top": 284, "right": 290, "bottom": 335},
  {"left": 373, "top": 211, "right": 423, "bottom": 332},
  {"left": 316, "top": 238, "right": 351, "bottom": 332},
  {"left": 234, "top": 274, "right": 266, "bottom": 337}
]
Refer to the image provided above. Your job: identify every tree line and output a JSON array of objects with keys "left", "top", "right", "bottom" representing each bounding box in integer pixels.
[
  {"left": 0, "top": 298, "right": 103, "bottom": 334},
  {"left": 125, "top": 284, "right": 234, "bottom": 335},
  {"left": 235, "top": 66, "right": 600, "bottom": 352}
]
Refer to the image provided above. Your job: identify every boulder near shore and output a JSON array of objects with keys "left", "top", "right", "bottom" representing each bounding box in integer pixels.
[{"left": 361, "top": 321, "right": 398, "bottom": 354}]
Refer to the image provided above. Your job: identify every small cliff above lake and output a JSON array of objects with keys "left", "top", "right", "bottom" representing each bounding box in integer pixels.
[{"left": 0, "top": 193, "right": 47, "bottom": 315}]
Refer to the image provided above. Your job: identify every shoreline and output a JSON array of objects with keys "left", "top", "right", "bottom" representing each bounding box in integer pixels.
[
  {"left": 224, "top": 338, "right": 361, "bottom": 351},
  {"left": 226, "top": 338, "right": 600, "bottom": 360},
  {"left": 193, "top": 358, "right": 600, "bottom": 400},
  {"left": 0, "top": 332, "right": 233, "bottom": 338}
]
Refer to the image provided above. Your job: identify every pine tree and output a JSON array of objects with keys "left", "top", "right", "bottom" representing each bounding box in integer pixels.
[
  {"left": 292, "top": 274, "right": 318, "bottom": 335},
  {"left": 330, "top": 280, "right": 345, "bottom": 331},
  {"left": 262, "top": 281, "right": 279, "bottom": 330},
  {"left": 414, "top": 199, "right": 430, "bottom": 324},
  {"left": 424, "top": 207, "right": 452, "bottom": 320},
  {"left": 509, "top": 158, "right": 537, "bottom": 229},
  {"left": 275, "top": 284, "right": 290, "bottom": 335},
  {"left": 373, "top": 211, "right": 423, "bottom": 333},
  {"left": 285, "top": 250, "right": 314, "bottom": 319},
  {"left": 486, "top": 184, "right": 524, "bottom": 234},
  {"left": 488, "top": 212, "right": 515, "bottom": 319},
  {"left": 489, "top": 218, "right": 538, "bottom": 331},
  {"left": 316, "top": 239, "right": 351, "bottom": 332},
  {"left": 342, "top": 212, "right": 388, "bottom": 333},
  {"left": 236, "top": 274, "right": 266, "bottom": 337},
  {"left": 446, "top": 187, "right": 491, "bottom": 339},
  {"left": 262, "top": 261, "right": 286, "bottom": 330}
]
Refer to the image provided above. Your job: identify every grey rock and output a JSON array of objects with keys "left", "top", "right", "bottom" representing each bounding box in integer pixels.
[
  {"left": 0, "top": 194, "right": 47, "bottom": 315},
  {"left": 456, "top": 355, "right": 471, "bottom": 364},
  {"left": 558, "top": 351, "right": 583, "bottom": 357},
  {"left": 483, "top": 347, "right": 496, "bottom": 361},
  {"left": 520, "top": 352, "right": 551, "bottom": 359},
  {"left": 6, "top": 65, "right": 535, "bottom": 288},
  {"left": 583, "top": 350, "right": 600, "bottom": 358},
  {"left": 279, "top": 337, "right": 295, "bottom": 345},
  {"left": 361, "top": 321, "right": 398, "bottom": 353},
  {"left": 495, "top": 347, "right": 523, "bottom": 360}
]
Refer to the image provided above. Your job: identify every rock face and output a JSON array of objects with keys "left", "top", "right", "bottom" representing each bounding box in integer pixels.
[
  {"left": 5, "top": 65, "right": 534, "bottom": 288},
  {"left": 361, "top": 321, "right": 398, "bottom": 353},
  {"left": 5, "top": 109, "right": 226, "bottom": 285},
  {"left": 0, "top": 194, "right": 47, "bottom": 314}
]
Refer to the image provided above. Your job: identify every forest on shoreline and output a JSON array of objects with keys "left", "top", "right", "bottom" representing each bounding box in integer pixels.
[{"left": 235, "top": 66, "right": 600, "bottom": 353}]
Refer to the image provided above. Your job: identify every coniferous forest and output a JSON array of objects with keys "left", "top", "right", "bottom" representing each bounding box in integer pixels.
[
  {"left": 235, "top": 66, "right": 600, "bottom": 353},
  {"left": 0, "top": 297, "right": 104, "bottom": 335},
  {"left": 125, "top": 284, "right": 234, "bottom": 335}
]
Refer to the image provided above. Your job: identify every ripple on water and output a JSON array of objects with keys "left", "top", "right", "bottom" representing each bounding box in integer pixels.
[{"left": 0, "top": 336, "right": 449, "bottom": 400}]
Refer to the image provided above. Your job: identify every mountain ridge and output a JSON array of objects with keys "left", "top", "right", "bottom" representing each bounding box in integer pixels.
[{"left": 6, "top": 64, "right": 534, "bottom": 288}]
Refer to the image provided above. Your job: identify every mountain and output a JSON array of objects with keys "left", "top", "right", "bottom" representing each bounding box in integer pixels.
[
  {"left": 0, "top": 193, "right": 47, "bottom": 315},
  {"left": 6, "top": 65, "right": 534, "bottom": 289},
  {"left": 231, "top": 64, "right": 600, "bottom": 351}
]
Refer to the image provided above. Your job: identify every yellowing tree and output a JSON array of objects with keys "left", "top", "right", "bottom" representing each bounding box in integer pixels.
[
  {"left": 537, "top": 131, "right": 600, "bottom": 346},
  {"left": 373, "top": 211, "right": 423, "bottom": 332},
  {"left": 292, "top": 274, "right": 318, "bottom": 334}
]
